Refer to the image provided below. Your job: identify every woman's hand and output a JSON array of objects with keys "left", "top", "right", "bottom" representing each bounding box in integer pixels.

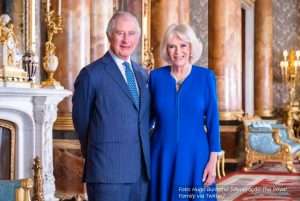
[{"left": 202, "top": 152, "right": 218, "bottom": 186}]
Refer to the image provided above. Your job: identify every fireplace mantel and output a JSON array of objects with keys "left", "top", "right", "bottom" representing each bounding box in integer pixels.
[{"left": 0, "top": 87, "right": 72, "bottom": 201}]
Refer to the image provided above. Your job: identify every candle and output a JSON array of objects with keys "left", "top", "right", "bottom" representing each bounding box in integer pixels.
[
  {"left": 284, "top": 61, "right": 289, "bottom": 68},
  {"left": 46, "top": 0, "right": 50, "bottom": 13},
  {"left": 283, "top": 50, "right": 288, "bottom": 60},
  {"left": 58, "top": 0, "right": 61, "bottom": 16},
  {"left": 296, "top": 50, "right": 300, "bottom": 59},
  {"left": 280, "top": 61, "right": 284, "bottom": 68}
]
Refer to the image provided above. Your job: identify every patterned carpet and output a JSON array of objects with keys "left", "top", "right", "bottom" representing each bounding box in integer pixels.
[{"left": 217, "top": 173, "right": 300, "bottom": 201}]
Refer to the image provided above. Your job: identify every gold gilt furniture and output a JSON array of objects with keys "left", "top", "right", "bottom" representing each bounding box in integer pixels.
[
  {"left": 216, "top": 150, "right": 226, "bottom": 179},
  {"left": 0, "top": 157, "right": 44, "bottom": 201},
  {"left": 243, "top": 118, "right": 300, "bottom": 172},
  {"left": 0, "top": 178, "right": 33, "bottom": 201}
]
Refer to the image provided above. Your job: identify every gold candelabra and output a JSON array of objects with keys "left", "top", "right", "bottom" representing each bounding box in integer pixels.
[
  {"left": 280, "top": 49, "right": 300, "bottom": 132},
  {"left": 42, "top": 0, "right": 63, "bottom": 88}
]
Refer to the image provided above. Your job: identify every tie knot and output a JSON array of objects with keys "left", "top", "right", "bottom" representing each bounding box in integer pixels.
[{"left": 123, "top": 61, "right": 130, "bottom": 69}]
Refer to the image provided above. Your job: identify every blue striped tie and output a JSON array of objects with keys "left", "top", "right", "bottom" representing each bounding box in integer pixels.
[{"left": 123, "top": 61, "right": 139, "bottom": 109}]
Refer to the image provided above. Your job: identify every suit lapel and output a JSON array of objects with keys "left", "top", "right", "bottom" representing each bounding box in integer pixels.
[{"left": 103, "top": 52, "right": 139, "bottom": 110}]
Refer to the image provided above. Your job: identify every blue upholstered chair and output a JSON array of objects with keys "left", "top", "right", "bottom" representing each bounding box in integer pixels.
[
  {"left": 0, "top": 178, "right": 32, "bottom": 201},
  {"left": 243, "top": 118, "right": 300, "bottom": 172}
]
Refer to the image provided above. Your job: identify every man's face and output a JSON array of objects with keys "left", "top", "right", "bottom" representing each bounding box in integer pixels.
[{"left": 109, "top": 16, "right": 140, "bottom": 60}]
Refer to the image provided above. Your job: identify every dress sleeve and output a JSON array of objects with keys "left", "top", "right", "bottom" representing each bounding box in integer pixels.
[
  {"left": 149, "top": 71, "right": 156, "bottom": 131},
  {"left": 72, "top": 68, "right": 94, "bottom": 158},
  {"left": 205, "top": 70, "right": 221, "bottom": 152}
]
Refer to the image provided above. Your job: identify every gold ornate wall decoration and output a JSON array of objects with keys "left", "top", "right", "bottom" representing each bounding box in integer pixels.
[
  {"left": 0, "top": 119, "right": 16, "bottom": 180},
  {"left": 141, "top": 0, "right": 154, "bottom": 70},
  {"left": 41, "top": 0, "right": 64, "bottom": 89},
  {"left": 32, "top": 157, "right": 45, "bottom": 201}
]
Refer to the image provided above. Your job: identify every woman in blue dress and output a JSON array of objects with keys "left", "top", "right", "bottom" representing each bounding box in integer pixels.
[{"left": 149, "top": 24, "right": 221, "bottom": 201}]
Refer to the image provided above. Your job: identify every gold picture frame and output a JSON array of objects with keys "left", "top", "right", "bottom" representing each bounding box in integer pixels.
[{"left": 0, "top": 119, "right": 16, "bottom": 179}]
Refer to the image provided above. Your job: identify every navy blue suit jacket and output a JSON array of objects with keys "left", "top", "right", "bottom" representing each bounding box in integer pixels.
[{"left": 72, "top": 52, "right": 151, "bottom": 183}]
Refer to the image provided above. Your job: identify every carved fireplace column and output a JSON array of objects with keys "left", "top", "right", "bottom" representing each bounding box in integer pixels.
[
  {"left": 208, "top": 0, "right": 243, "bottom": 120},
  {"left": 0, "top": 87, "right": 71, "bottom": 201},
  {"left": 254, "top": 0, "right": 273, "bottom": 117},
  {"left": 53, "top": 0, "right": 91, "bottom": 130},
  {"left": 151, "top": 0, "right": 190, "bottom": 67}
]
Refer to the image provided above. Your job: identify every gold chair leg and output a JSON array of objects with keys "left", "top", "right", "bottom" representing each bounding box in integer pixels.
[
  {"left": 216, "top": 158, "right": 221, "bottom": 179},
  {"left": 243, "top": 159, "right": 253, "bottom": 172},
  {"left": 221, "top": 152, "right": 226, "bottom": 177},
  {"left": 286, "top": 161, "right": 296, "bottom": 173}
]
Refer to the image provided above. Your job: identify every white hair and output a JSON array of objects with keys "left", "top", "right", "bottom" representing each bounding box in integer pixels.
[
  {"left": 160, "top": 24, "right": 203, "bottom": 64},
  {"left": 106, "top": 11, "right": 141, "bottom": 39}
]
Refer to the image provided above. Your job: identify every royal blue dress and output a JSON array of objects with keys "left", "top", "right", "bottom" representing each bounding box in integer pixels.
[{"left": 149, "top": 66, "right": 221, "bottom": 201}]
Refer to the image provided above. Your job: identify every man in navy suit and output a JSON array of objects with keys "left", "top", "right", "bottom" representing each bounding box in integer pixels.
[{"left": 72, "top": 11, "right": 150, "bottom": 201}]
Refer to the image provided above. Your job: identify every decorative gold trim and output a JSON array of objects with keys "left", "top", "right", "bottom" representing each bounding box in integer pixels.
[
  {"left": 53, "top": 139, "right": 80, "bottom": 149},
  {"left": 219, "top": 111, "right": 244, "bottom": 121},
  {"left": 255, "top": 109, "right": 273, "bottom": 117},
  {"left": 141, "top": 0, "right": 154, "bottom": 70},
  {"left": 55, "top": 192, "right": 86, "bottom": 201},
  {"left": 32, "top": 157, "right": 45, "bottom": 201},
  {"left": 54, "top": 113, "right": 74, "bottom": 131},
  {"left": 225, "top": 158, "right": 240, "bottom": 163},
  {"left": 0, "top": 119, "right": 16, "bottom": 179},
  {"left": 23, "top": 0, "right": 39, "bottom": 82},
  {"left": 25, "top": 0, "right": 36, "bottom": 52}
]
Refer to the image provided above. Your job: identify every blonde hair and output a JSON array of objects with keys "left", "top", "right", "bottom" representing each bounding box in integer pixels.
[{"left": 160, "top": 24, "right": 203, "bottom": 64}]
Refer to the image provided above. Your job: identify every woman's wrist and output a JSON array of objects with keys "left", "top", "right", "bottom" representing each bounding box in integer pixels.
[{"left": 209, "top": 152, "right": 218, "bottom": 162}]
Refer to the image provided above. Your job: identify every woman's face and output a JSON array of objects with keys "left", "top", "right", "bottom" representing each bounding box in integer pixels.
[{"left": 167, "top": 35, "right": 191, "bottom": 68}]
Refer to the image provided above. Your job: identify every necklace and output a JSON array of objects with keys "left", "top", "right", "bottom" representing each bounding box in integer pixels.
[{"left": 171, "top": 64, "right": 192, "bottom": 91}]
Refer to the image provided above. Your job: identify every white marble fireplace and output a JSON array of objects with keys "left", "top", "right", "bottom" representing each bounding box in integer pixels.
[{"left": 0, "top": 87, "right": 71, "bottom": 201}]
